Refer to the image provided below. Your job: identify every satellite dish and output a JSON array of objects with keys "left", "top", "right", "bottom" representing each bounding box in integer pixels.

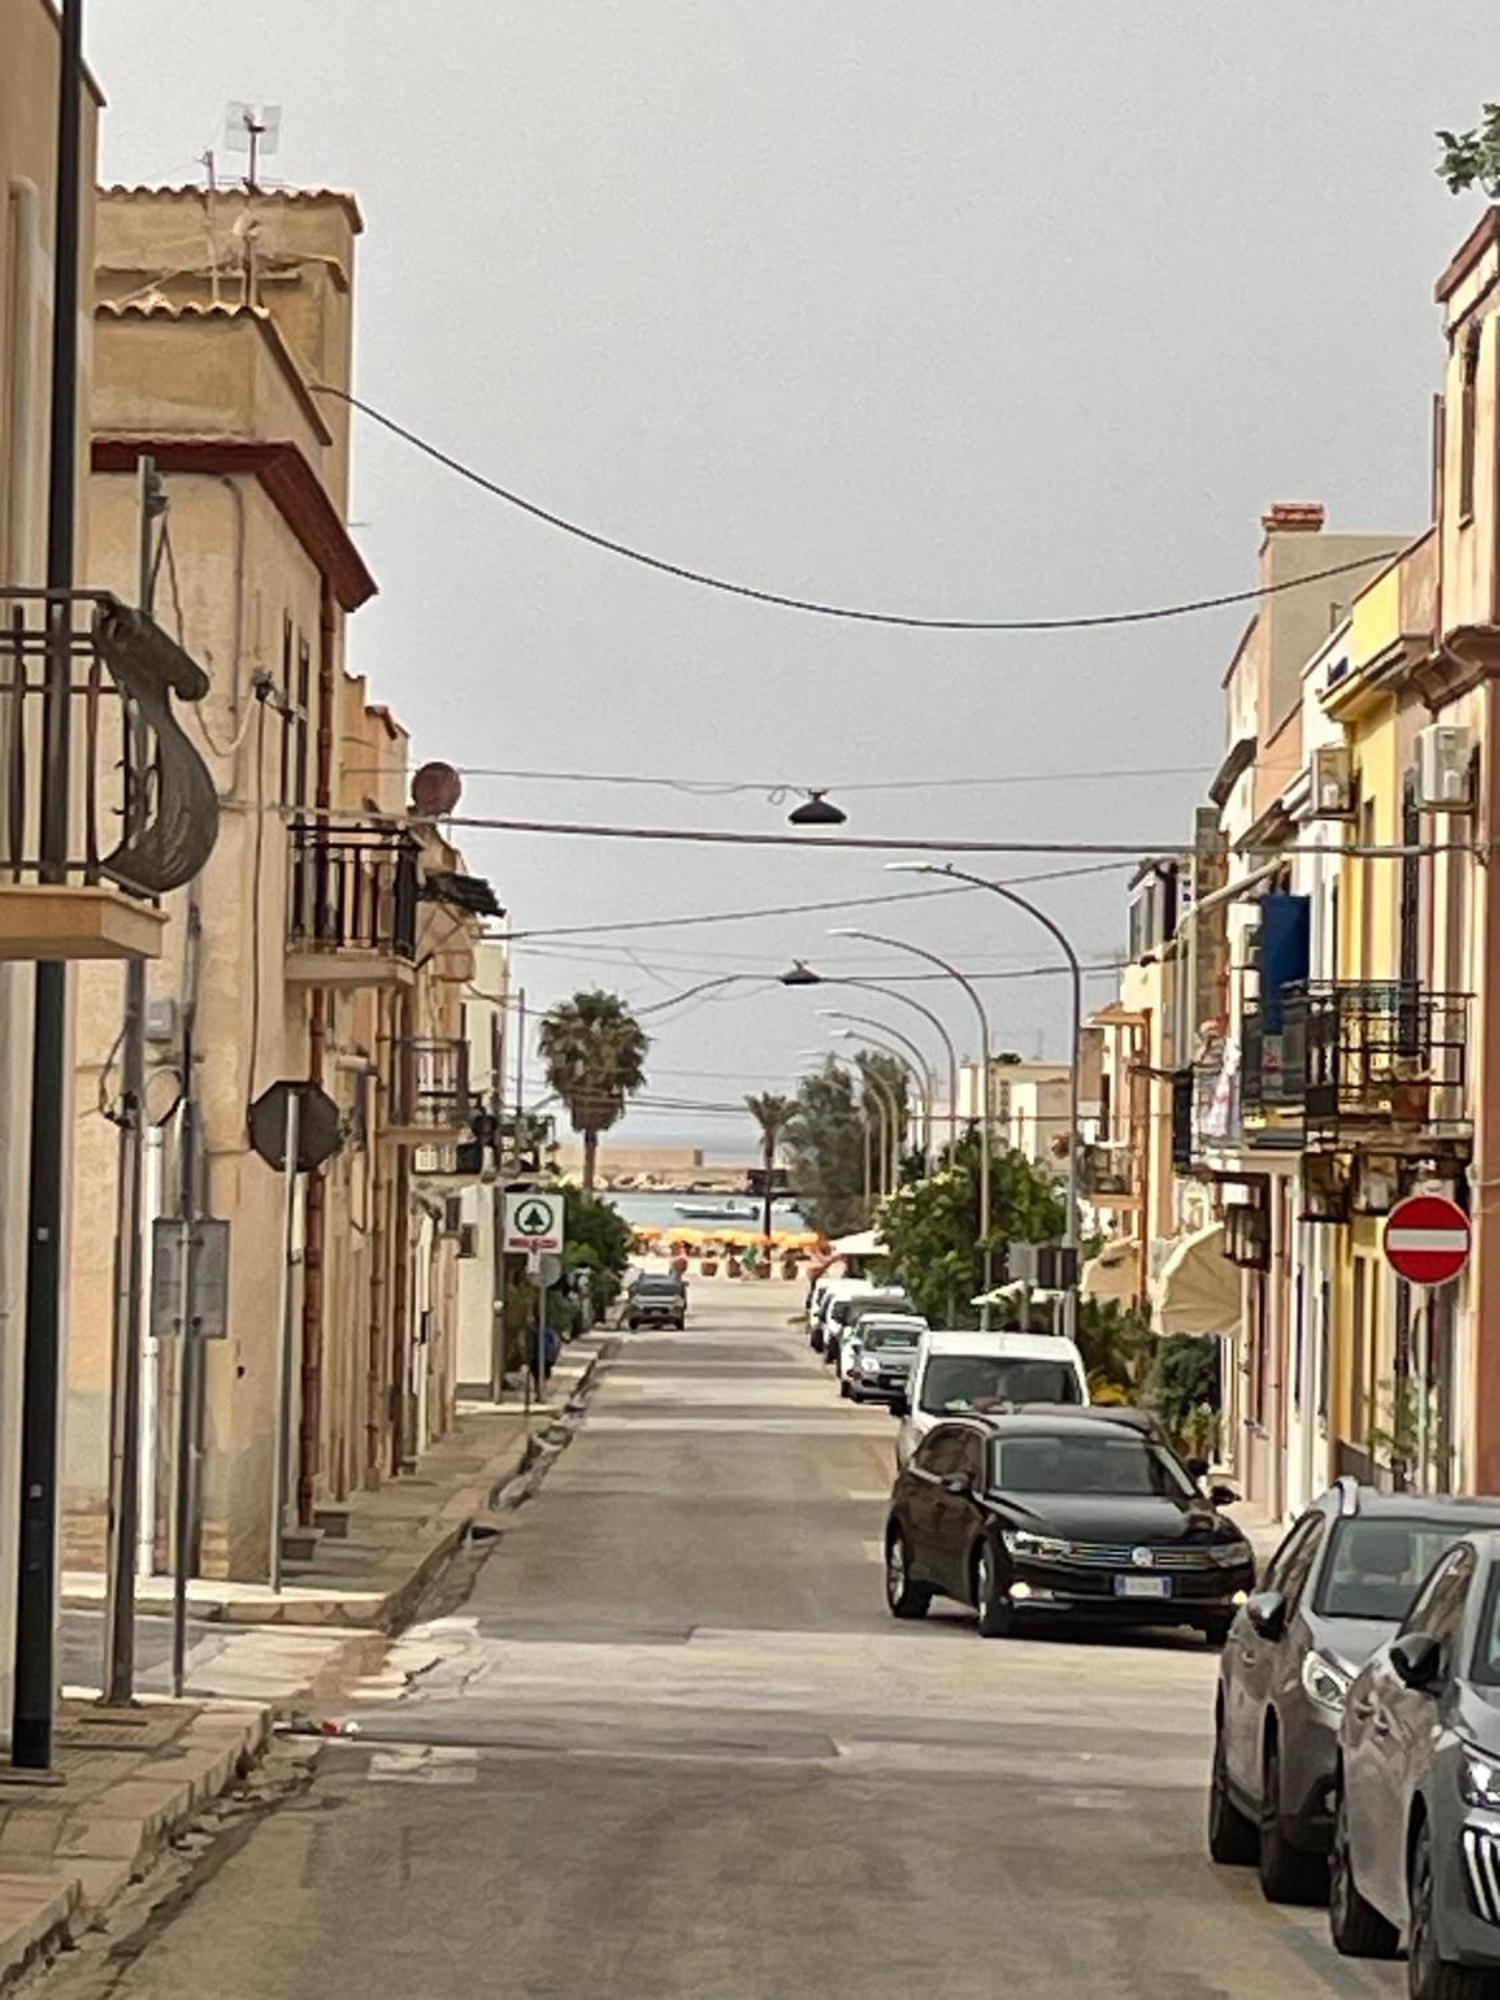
[{"left": 410, "top": 761, "right": 463, "bottom": 817}]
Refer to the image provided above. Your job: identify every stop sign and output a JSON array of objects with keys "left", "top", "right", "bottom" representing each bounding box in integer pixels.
[{"left": 1382, "top": 1193, "right": 1472, "bottom": 1287}]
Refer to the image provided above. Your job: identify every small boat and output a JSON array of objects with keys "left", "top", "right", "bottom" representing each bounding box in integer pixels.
[{"left": 674, "top": 1200, "right": 759, "bottom": 1221}]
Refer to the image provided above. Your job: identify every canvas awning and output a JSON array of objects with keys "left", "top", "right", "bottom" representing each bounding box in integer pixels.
[
  {"left": 1080, "top": 1237, "right": 1141, "bottom": 1304},
  {"left": 830, "top": 1227, "right": 885, "bottom": 1258},
  {"left": 1151, "top": 1224, "right": 1241, "bottom": 1337}
]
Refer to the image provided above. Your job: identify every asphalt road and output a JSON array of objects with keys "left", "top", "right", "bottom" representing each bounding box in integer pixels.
[{"left": 45, "top": 1283, "right": 1403, "bottom": 2000}]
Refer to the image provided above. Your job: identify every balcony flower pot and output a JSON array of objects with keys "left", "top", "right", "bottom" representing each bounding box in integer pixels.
[
  {"left": 701, "top": 1258, "right": 719, "bottom": 1277},
  {"left": 726, "top": 1256, "right": 742, "bottom": 1278}
]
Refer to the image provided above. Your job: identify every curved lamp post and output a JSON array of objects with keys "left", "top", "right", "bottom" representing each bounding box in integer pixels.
[
  {"left": 888, "top": 862, "right": 1084, "bottom": 1340},
  {"left": 824, "top": 1014, "right": 933, "bottom": 1170},
  {"left": 781, "top": 961, "right": 960, "bottom": 1158},
  {"left": 798, "top": 1047, "right": 893, "bottom": 1213},
  {"left": 828, "top": 927, "right": 995, "bottom": 1327}
]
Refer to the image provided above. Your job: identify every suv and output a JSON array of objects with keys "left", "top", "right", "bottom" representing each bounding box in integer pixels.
[
  {"left": 626, "top": 1273, "right": 687, "bottom": 1331},
  {"left": 1209, "top": 1480, "right": 1500, "bottom": 1907},
  {"left": 893, "top": 1329, "right": 1090, "bottom": 1467},
  {"left": 822, "top": 1288, "right": 914, "bottom": 1371}
]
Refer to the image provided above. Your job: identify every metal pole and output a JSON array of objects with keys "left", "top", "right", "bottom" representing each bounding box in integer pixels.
[
  {"left": 834, "top": 980, "right": 960, "bottom": 1159},
  {"left": 102, "top": 456, "right": 160, "bottom": 1705},
  {"left": 833, "top": 931, "right": 993, "bottom": 1327},
  {"left": 170, "top": 902, "right": 202, "bottom": 1700},
  {"left": 827, "top": 1017, "right": 934, "bottom": 1172},
  {"left": 12, "top": 0, "right": 85, "bottom": 1770},
  {"left": 920, "top": 870, "right": 1086, "bottom": 1340},
  {"left": 535, "top": 1274, "right": 546, "bottom": 1406},
  {"left": 269, "top": 1090, "right": 300, "bottom": 1592},
  {"left": 858, "top": 1066, "right": 901, "bottom": 1196}
]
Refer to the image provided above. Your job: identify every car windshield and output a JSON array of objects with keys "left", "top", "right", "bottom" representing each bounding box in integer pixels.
[
  {"left": 989, "top": 1432, "right": 1197, "bottom": 1498},
  {"left": 835, "top": 1295, "right": 907, "bottom": 1325},
  {"left": 1315, "top": 1518, "right": 1489, "bottom": 1621},
  {"left": 919, "top": 1355, "right": 1081, "bottom": 1416},
  {"left": 1471, "top": 1571, "right": 1500, "bottom": 1686},
  {"left": 863, "top": 1323, "right": 921, "bottom": 1350},
  {"left": 634, "top": 1277, "right": 681, "bottom": 1295}
]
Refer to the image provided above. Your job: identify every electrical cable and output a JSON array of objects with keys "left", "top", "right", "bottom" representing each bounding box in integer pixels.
[
  {"left": 446, "top": 813, "right": 1177, "bottom": 856},
  {"left": 316, "top": 384, "right": 1405, "bottom": 634},
  {"left": 353, "top": 760, "right": 1212, "bottom": 797}
]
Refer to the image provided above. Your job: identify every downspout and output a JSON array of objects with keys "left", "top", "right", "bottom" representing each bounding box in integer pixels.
[
  {"left": 389, "top": 984, "right": 413, "bottom": 1475},
  {"left": 296, "top": 578, "right": 336, "bottom": 1527},
  {"left": 366, "top": 988, "right": 388, "bottom": 1485}
]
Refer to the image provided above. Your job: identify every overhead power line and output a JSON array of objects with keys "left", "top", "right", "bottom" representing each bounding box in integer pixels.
[
  {"left": 318, "top": 385, "right": 1404, "bottom": 634},
  {"left": 451, "top": 813, "right": 1177, "bottom": 857},
  {"left": 397, "top": 761, "right": 1212, "bottom": 797}
]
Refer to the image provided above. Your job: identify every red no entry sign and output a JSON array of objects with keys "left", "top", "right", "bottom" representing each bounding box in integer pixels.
[{"left": 1383, "top": 1193, "right": 1472, "bottom": 1287}]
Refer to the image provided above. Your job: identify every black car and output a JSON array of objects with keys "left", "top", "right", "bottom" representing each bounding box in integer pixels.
[
  {"left": 626, "top": 1273, "right": 687, "bottom": 1330},
  {"left": 1210, "top": 1480, "right": 1500, "bottom": 1908},
  {"left": 883, "top": 1410, "right": 1252, "bottom": 1642}
]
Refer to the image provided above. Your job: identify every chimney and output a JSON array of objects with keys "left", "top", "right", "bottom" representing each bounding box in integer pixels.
[{"left": 1260, "top": 501, "right": 1326, "bottom": 536}]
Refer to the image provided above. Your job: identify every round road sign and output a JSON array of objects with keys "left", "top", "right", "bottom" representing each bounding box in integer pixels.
[{"left": 1382, "top": 1192, "right": 1471, "bottom": 1287}]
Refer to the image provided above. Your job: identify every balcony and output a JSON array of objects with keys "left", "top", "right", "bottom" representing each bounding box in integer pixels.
[
  {"left": 1242, "top": 983, "right": 1470, "bottom": 1153},
  {"left": 0, "top": 589, "right": 217, "bottom": 958},
  {"left": 286, "top": 819, "right": 418, "bottom": 987},
  {"left": 1173, "top": 1055, "right": 1243, "bottom": 1171},
  {"left": 388, "top": 1037, "right": 473, "bottom": 1144}
]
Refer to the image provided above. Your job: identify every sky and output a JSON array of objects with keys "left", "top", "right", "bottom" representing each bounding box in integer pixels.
[{"left": 87, "top": 0, "right": 1500, "bottom": 1158}]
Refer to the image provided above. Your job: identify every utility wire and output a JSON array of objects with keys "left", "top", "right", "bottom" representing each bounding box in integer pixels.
[
  {"left": 372, "top": 760, "right": 1212, "bottom": 797},
  {"left": 448, "top": 813, "right": 1178, "bottom": 857},
  {"left": 317, "top": 385, "right": 1405, "bottom": 634}
]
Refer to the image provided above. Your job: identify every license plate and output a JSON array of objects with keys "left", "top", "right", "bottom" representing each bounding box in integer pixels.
[{"left": 1115, "top": 1574, "right": 1171, "bottom": 1599}]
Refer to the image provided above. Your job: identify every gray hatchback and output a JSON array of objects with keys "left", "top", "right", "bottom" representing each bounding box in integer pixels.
[
  {"left": 1210, "top": 1481, "right": 1500, "bottom": 1908},
  {"left": 1333, "top": 1529, "right": 1500, "bottom": 1999}
]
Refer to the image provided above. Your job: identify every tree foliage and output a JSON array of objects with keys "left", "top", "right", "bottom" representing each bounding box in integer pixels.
[
  {"left": 1145, "top": 1334, "right": 1222, "bottom": 1449},
  {"left": 879, "top": 1131, "right": 1065, "bottom": 1327},
  {"left": 1438, "top": 105, "right": 1500, "bottom": 198},
  {"left": 1074, "top": 1299, "right": 1154, "bottom": 1404},
  {"left": 784, "top": 1063, "right": 868, "bottom": 1237},
  {"left": 538, "top": 989, "right": 649, "bottom": 1189},
  {"left": 562, "top": 1186, "right": 634, "bottom": 1313}
]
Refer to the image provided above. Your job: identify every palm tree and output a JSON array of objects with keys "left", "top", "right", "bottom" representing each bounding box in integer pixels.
[
  {"left": 745, "top": 1091, "right": 798, "bottom": 1249},
  {"left": 538, "top": 990, "right": 649, "bottom": 1191}
]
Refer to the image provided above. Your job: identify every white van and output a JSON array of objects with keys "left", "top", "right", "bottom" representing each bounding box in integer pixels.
[
  {"left": 893, "top": 1328, "right": 1090, "bottom": 1466},
  {"left": 809, "top": 1275, "right": 883, "bottom": 1352}
]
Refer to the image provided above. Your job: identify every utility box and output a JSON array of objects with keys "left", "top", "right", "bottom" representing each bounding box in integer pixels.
[
  {"left": 1309, "top": 744, "right": 1354, "bottom": 819},
  {"left": 1415, "top": 724, "right": 1474, "bottom": 812}
]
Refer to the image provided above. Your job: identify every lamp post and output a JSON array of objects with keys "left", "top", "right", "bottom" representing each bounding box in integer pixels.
[
  {"left": 828, "top": 928, "right": 995, "bottom": 1327},
  {"left": 798, "top": 1048, "right": 889, "bottom": 1216},
  {"left": 823, "top": 1015, "right": 933, "bottom": 1171},
  {"left": 888, "top": 863, "right": 1084, "bottom": 1341},
  {"left": 781, "top": 961, "right": 960, "bottom": 1158}
]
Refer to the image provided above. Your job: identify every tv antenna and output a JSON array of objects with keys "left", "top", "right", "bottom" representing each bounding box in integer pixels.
[{"left": 223, "top": 102, "right": 282, "bottom": 191}]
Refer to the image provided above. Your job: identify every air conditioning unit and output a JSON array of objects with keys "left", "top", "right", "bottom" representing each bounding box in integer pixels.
[
  {"left": 1309, "top": 744, "right": 1354, "bottom": 820},
  {"left": 1416, "top": 723, "right": 1474, "bottom": 812}
]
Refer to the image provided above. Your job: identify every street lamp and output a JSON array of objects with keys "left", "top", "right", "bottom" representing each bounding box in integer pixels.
[
  {"left": 780, "top": 961, "right": 961, "bottom": 1157},
  {"left": 887, "top": 862, "right": 1084, "bottom": 1340},
  {"left": 787, "top": 790, "right": 847, "bottom": 827},
  {"left": 822, "top": 1013, "right": 934, "bottom": 1170},
  {"left": 797, "top": 1047, "right": 888, "bottom": 1213},
  {"left": 829, "top": 927, "right": 995, "bottom": 1326}
]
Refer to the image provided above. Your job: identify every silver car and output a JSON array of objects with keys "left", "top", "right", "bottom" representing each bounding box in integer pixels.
[
  {"left": 840, "top": 1314, "right": 926, "bottom": 1403},
  {"left": 1332, "top": 1528, "right": 1500, "bottom": 1998}
]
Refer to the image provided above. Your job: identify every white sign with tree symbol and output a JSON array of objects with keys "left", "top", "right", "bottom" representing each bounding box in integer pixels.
[{"left": 503, "top": 1190, "right": 564, "bottom": 1256}]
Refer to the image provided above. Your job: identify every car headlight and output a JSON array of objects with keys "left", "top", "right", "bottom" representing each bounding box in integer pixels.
[
  {"left": 1300, "top": 1651, "right": 1353, "bottom": 1716},
  {"left": 859, "top": 1353, "right": 881, "bottom": 1374},
  {"left": 1209, "top": 1541, "right": 1251, "bottom": 1568},
  {"left": 1460, "top": 1746, "right": 1500, "bottom": 1810},
  {"left": 1001, "top": 1530, "right": 1073, "bottom": 1560}
]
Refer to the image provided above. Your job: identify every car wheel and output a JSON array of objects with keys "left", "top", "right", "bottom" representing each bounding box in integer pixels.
[
  {"left": 1328, "top": 1779, "right": 1399, "bottom": 1959},
  {"left": 974, "top": 1542, "right": 1016, "bottom": 1639},
  {"left": 885, "top": 1528, "right": 932, "bottom": 1620},
  {"left": 1408, "top": 1814, "right": 1490, "bottom": 2000},
  {"left": 838, "top": 1378, "right": 851, "bottom": 1399},
  {"left": 1258, "top": 1735, "right": 1328, "bottom": 1904},
  {"left": 1207, "top": 1714, "right": 1258, "bottom": 1866}
]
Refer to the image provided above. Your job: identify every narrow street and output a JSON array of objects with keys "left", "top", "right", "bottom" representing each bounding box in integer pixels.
[{"left": 39, "top": 1283, "right": 1398, "bottom": 2000}]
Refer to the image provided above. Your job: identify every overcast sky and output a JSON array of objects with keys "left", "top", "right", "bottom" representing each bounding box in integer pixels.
[{"left": 89, "top": 0, "right": 1498, "bottom": 1157}]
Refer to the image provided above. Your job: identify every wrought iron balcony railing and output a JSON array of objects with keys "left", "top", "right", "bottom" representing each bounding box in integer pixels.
[
  {"left": 1242, "top": 983, "right": 1470, "bottom": 1147},
  {"left": 1173, "top": 1058, "right": 1242, "bottom": 1171},
  {"left": 0, "top": 589, "right": 218, "bottom": 956},
  {"left": 389, "top": 1037, "right": 473, "bottom": 1139},
  {"left": 286, "top": 818, "right": 419, "bottom": 982}
]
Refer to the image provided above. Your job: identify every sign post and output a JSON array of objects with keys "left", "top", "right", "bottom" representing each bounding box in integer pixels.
[{"left": 504, "top": 1197, "right": 565, "bottom": 1435}]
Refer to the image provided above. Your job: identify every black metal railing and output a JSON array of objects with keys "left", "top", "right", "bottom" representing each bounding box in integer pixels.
[
  {"left": 1173, "top": 1058, "right": 1242, "bottom": 1169},
  {"left": 0, "top": 589, "right": 216, "bottom": 896},
  {"left": 391, "top": 1037, "right": 472, "bottom": 1131},
  {"left": 1242, "top": 983, "right": 1469, "bottom": 1140},
  {"left": 287, "top": 819, "right": 418, "bottom": 959}
]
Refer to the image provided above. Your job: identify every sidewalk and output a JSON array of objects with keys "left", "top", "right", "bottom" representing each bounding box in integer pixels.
[
  {"left": 60, "top": 1333, "right": 607, "bottom": 1632},
  {"left": 0, "top": 1698, "right": 267, "bottom": 1986}
]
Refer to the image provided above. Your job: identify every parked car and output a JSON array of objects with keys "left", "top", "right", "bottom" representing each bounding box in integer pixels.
[
  {"left": 809, "top": 1277, "right": 881, "bottom": 1353},
  {"left": 626, "top": 1272, "right": 687, "bottom": 1330},
  {"left": 1210, "top": 1481, "right": 1500, "bottom": 1908},
  {"left": 1329, "top": 1528, "right": 1500, "bottom": 1997},
  {"left": 822, "top": 1287, "right": 914, "bottom": 1370},
  {"left": 892, "top": 1328, "right": 1090, "bottom": 1466},
  {"left": 840, "top": 1314, "right": 928, "bottom": 1402},
  {"left": 883, "top": 1409, "right": 1252, "bottom": 1642}
]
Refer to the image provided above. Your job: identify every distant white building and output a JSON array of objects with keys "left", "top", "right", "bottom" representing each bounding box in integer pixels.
[{"left": 955, "top": 1059, "right": 1072, "bottom": 1176}]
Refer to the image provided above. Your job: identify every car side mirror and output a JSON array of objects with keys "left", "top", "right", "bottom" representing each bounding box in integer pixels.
[
  {"left": 1184, "top": 1456, "right": 1209, "bottom": 1481},
  {"left": 1391, "top": 1631, "right": 1444, "bottom": 1692},
  {"left": 890, "top": 1393, "right": 910, "bottom": 1418},
  {"left": 1244, "top": 1589, "right": 1288, "bottom": 1641},
  {"left": 1209, "top": 1483, "right": 1240, "bottom": 1508}
]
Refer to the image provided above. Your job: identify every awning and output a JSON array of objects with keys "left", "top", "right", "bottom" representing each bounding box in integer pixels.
[
  {"left": 1080, "top": 1237, "right": 1141, "bottom": 1304},
  {"left": 830, "top": 1227, "right": 885, "bottom": 1258},
  {"left": 1151, "top": 1224, "right": 1241, "bottom": 1337}
]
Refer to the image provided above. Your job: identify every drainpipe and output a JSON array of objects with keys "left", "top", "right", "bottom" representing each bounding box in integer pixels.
[
  {"left": 296, "top": 578, "right": 336, "bottom": 1528},
  {"left": 366, "top": 989, "right": 388, "bottom": 1485},
  {"left": 389, "top": 985, "right": 413, "bottom": 1476}
]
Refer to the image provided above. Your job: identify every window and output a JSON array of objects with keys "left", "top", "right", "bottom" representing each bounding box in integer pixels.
[
  {"left": 1351, "top": 1258, "right": 1369, "bottom": 1448},
  {"left": 1400, "top": 1543, "right": 1475, "bottom": 1657},
  {"left": 919, "top": 1354, "right": 1081, "bottom": 1417},
  {"left": 914, "top": 1429, "right": 966, "bottom": 1478},
  {"left": 1263, "top": 1511, "right": 1323, "bottom": 1597},
  {"left": 1469, "top": 1566, "right": 1500, "bottom": 1686},
  {"left": 1319, "top": 1520, "right": 1478, "bottom": 1622},
  {"left": 1460, "top": 324, "right": 1481, "bottom": 523},
  {"left": 1277, "top": 1515, "right": 1327, "bottom": 1612},
  {"left": 295, "top": 635, "right": 311, "bottom": 809},
  {"left": 988, "top": 1433, "right": 1197, "bottom": 1498}
]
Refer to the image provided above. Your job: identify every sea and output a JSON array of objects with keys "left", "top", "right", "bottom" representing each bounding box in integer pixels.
[{"left": 605, "top": 1190, "right": 809, "bottom": 1233}]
